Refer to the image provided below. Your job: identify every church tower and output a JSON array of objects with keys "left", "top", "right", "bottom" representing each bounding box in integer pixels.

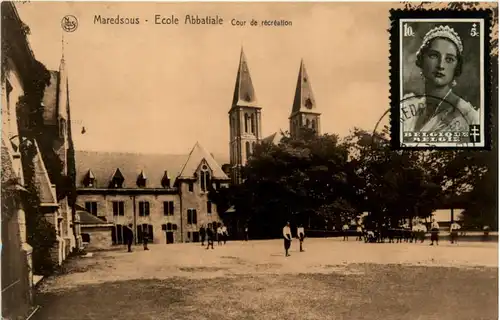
[
  {"left": 289, "top": 60, "right": 321, "bottom": 138},
  {"left": 229, "top": 48, "right": 262, "bottom": 184}
]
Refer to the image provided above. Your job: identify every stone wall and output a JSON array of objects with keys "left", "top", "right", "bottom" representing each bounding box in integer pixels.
[
  {"left": 81, "top": 227, "right": 113, "bottom": 250},
  {"left": 77, "top": 193, "right": 183, "bottom": 244},
  {"left": 179, "top": 181, "right": 222, "bottom": 242}
]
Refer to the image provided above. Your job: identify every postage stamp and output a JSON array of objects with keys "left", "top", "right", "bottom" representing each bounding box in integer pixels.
[{"left": 390, "top": 10, "right": 492, "bottom": 149}]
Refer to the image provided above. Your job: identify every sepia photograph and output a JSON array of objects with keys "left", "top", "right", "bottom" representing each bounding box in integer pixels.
[{"left": 1, "top": 1, "right": 498, "bottom": 320}]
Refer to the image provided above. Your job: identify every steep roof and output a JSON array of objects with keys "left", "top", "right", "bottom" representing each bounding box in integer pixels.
[
  {"left": 32, "top": 140, "right": 58, "bottom": 204},
  {"left": 177, "top": 142, "right": 229, "bottom": 180},
  {"left": 262, "top": 131, "right": 285, "bottom": 145},
  {"left": 75, "top": 204, "right": 112, "bottom": 226},
  {"left": 75, "top": 147, "right": 229, "bottom": 188},
  {"left": 42, "top": 71, "right": 59, "bottom": 126},
  {"left": 231, "top": 48, "right": 259, "bottom": 109},
  {"left": 290, "top": 59, "right": 320, "bottom": 116}
]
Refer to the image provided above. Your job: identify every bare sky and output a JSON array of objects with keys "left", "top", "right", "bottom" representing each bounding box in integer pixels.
[{"left": 16, "top": 2, "right": 395, "bottom": 157}]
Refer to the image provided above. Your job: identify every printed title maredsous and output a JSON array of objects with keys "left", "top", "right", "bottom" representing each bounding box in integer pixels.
[{"left": 93, "top": 14, "right": 292, "bottom": 26}]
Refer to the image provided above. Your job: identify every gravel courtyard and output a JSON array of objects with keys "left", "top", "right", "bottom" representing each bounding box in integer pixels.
[{"left": 34, "top": 238, "right": 498, "bottom": 320}]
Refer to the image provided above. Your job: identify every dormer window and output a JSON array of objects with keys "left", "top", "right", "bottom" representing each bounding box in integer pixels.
[
  {"left": 109, "top": 168, "right": 124, "bottom": 188},
  {"left": 136, "top": 170, "right": 147, "bottom": 188},
  {"left": 161, "top": 171, "right": 171, "bottom": 188},
  {"left": 83, "top": 169, "right": 96, "bottom": 188},
  {"left": 200, "top": 164, "right": 211, "bottom": 192}
]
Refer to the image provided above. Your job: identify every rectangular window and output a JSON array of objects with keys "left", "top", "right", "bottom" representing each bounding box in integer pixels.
[
  {"left": 139, "top": 201, "right": 150, "bottom": 216},
  {"left": 188, "top": 182, "right": 194, "bottom": 192},
  {"left": 112, "top": 201, "right": 124, "bottom": 216},
  {"left": 187, "top": 209, "right": 198, "bottom": 225},
  {"left": 207, "top": 201, "right": 212, "bottom": 214},
  {"left": 85, "top": 201, "right": 98, "bottom": 216},
  {"left": 163, "top": 201, "right": 174, "bottom": 216}
]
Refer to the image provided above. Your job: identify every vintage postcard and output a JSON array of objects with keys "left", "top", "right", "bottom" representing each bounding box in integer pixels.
[
  {"left": 391, "top": 10, "right": 492, "bottom": 149},
  {"left": 1, "top": 2, "right": 498, "bottom": 320}
]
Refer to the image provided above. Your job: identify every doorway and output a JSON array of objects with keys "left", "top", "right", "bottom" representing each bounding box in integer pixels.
[
  {"left": 166, "top": 232, "right": 174, "bottom": 244},
  {"left": 192, "top": 232, "right": 200, "bottom": 242}
]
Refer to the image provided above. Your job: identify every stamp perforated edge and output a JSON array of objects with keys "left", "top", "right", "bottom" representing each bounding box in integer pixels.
[{"left": 388, "top": 8, "right": 494, "bottom": 151}]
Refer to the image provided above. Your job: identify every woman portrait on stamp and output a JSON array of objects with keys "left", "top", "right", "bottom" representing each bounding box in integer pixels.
[{"left": 402, "top": 25, "right": 480, "bottom": 133}]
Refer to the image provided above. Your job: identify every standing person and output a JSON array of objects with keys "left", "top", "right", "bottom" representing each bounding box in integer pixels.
[
  {"left": 430, "top": 219, "right": 440, "bottom": 246},
  {"left": 411, "top": 221, "right": 419, "bottom": 243},
  {"left": 356, "top": 224, "right": 363, "bottom": 241},
  {"left": 297, "top": 224, "right": 305, "bottom": 252},
  {"left": 142, "top": 229, "right": 150, "bottom": 250},
  {"left": 221, "top": 224, "right": 228, "bottom": 244},
  {"left": 124, "top": 224, "right": 134, "bottom": 252},
  {"left": 199, "top": 225, "right": 206, "bottom": 246},
  {"left": 419, "top": 221, "right": 427, "bottom": 243},
  {"left": 244, "top": 225, "right": 249, "bottom": 241},
  {"left": 206, "top": 225, "right": 214, "bottom": 249},
  {"left": 450, "top": 221, "right": 461, "bottom": 244},
  {"left": 217, "top": 224, "right": 223, "bottom": 245},
  {"left": 342, "top": 223, "right": 349, "bottom": 241},
  {"left": 283, "top": 222, "right": 292, "bottom": 257}
]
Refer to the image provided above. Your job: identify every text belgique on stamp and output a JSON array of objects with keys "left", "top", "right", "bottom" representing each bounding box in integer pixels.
[{"left": 390, "top": 10, "right": 492, "bottom": 149}]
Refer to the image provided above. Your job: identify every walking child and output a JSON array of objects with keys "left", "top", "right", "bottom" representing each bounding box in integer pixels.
[
  {"left": 124, "top": 224, "right": 134, "bottom": 252},
  {"left": 450, "top": 221, "right": 461, "bottom": 244},
  {"left": 297, "top": 224, "right": 305, "bottom": 252},
  {"left": 206, "top": 225, "right": 214, "bottom": 249},
  {"left": 199, "top": 225, "right": 206, "bottom": 246},
  {"left": 283, "top": 222, "right": 292, "bottom": 257},
  {"left": 430, "top": 219, "right": 440, "bottom": 246}
]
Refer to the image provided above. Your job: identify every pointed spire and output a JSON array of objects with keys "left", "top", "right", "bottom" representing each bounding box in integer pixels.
[
  {"left": 231, "top": 48, "right": 258, "bottom": 108},
  {"left": 57, "top": 34, "right": 68, "bottom": 119},
  {"left": 290, "top": 59, "right": 319, "bottom": 116}
]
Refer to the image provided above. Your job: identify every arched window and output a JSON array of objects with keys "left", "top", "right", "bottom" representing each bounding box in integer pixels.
[
  {"left": 312, "top": 119, "right": 316, "bottom": 130},
  {"left": 252, "top": 142, "right": 256, "bottom": 153},
  {"left": 251, "top": 114, "right": 255, "bottom": 134},
  {"left": 244, "top": 114, "right": 249, "bottom": 133},
  {"left": 245, "top": 141, "right": 251, "bottom": 159},
  {"left": 200, "top": 164, "right": 211, "bottom": 192}
]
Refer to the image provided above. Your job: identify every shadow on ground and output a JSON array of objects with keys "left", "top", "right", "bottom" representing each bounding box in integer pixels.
[{"left": 33, "top": 264, "right": 498, "bottom": 320}]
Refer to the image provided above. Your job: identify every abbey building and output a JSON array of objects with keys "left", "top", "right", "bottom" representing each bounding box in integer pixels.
[
  {"left": 229, "top": 49, "right": 322, "bottom": 184},
  {"left": 73, "top": 48, "right": 321, "bottom": 247}
]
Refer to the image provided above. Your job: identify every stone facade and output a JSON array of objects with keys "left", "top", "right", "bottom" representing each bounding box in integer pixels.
[
  {"left": 75, "top": 143, "right": 230, "bottom": 245},
  {"left": 1, "top": 2, "right": 79, "bottom": 278}
]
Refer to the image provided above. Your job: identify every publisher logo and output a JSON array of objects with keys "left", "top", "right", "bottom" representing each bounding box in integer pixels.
[{"left": 61, "top": 15, "right": 78, "bottom": 32}]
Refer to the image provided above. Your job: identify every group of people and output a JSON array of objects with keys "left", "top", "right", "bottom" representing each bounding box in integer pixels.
[
  {"left": 282, "top": 222, "right": 306, "bottom": 257},
  {"left": 199, "top": 224, "right": 229, "bottom": 249}
]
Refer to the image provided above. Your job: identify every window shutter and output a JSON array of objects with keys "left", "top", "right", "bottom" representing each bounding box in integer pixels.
[
  {"left": 137, "top": 225, "right": 143, "bottom": 242},
  {"left": 117, "top": 225, "right": 123, "bottom": 244},
  {"left": 169, "top": 201, "right": 174, "bottom": 215},
  {"left": 148, "top": 225, "right": 153, "bottom": 240},
  {"left": 111, "top": 226, "right": 117, "bottom": 244},
  {"left": 145, "top": 202, "right": 150, "bottom": 216},
  {"left": 193, "top": 210, "right": 197, "bottom": 224}
]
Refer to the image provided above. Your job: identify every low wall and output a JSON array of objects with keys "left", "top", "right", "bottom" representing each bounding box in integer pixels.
[{"left": 81, "top": 226, "right": 113, "bottom": 251}]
